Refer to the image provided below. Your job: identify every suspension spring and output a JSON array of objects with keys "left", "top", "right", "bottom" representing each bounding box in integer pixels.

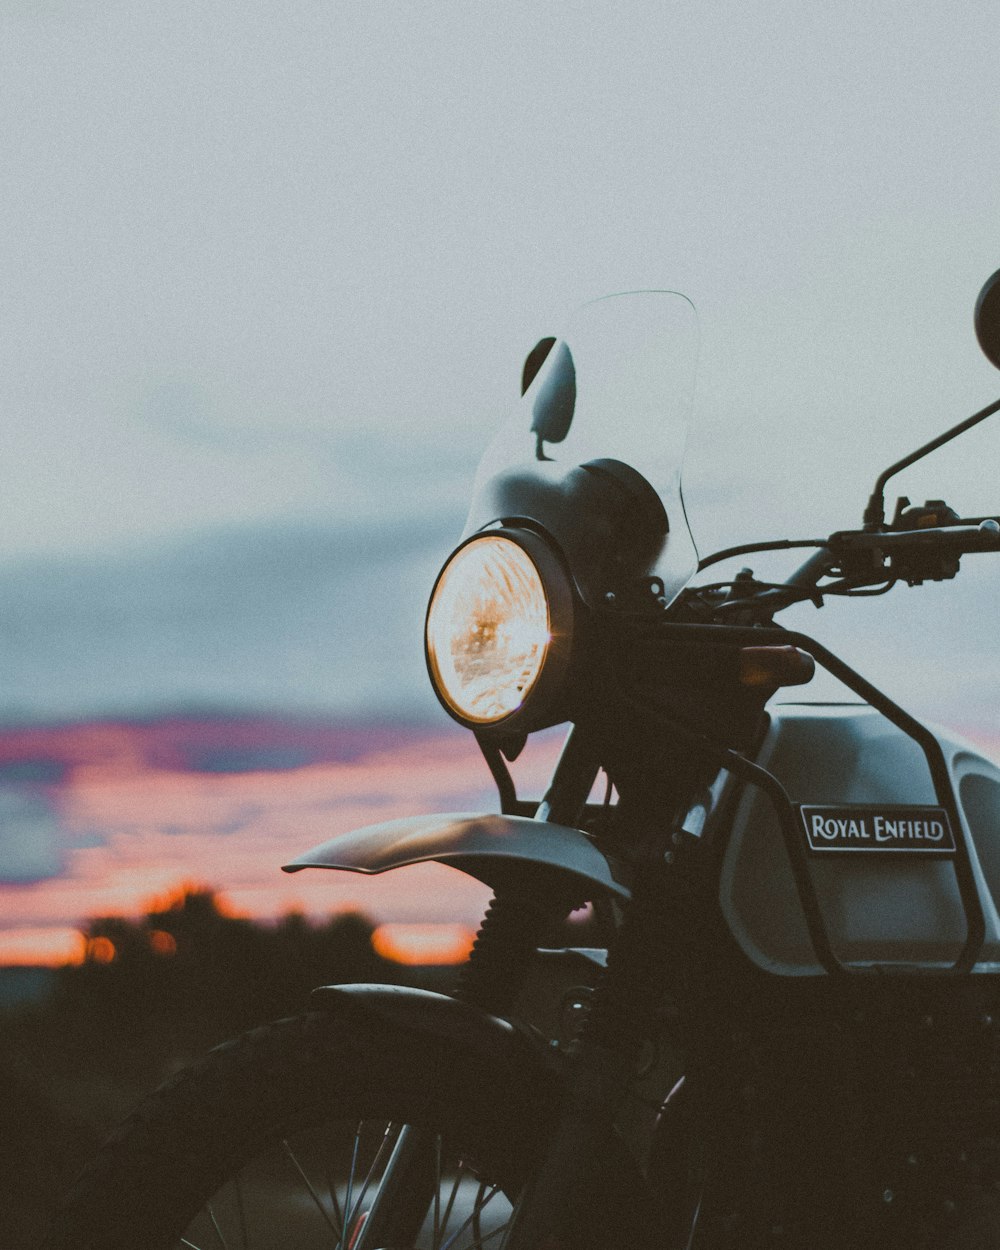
[{"left": 456, "top": 887, "right": 564, "bottom": 1017}]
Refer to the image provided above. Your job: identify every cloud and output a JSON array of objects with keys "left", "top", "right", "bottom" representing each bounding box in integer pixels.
[
  {"left": 0, "top": 513, "right": 463, "bottom": 722},
  {"left": 0, "top": 714, "right": 567, "bottom": 953},
  {"left": 0, "top": 784, "right": 64, "bottom": 883}
]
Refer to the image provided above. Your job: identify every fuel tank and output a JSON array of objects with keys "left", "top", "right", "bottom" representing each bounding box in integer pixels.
[{"left": 718, "top": 701, "right": 1000, "bottom": 975}]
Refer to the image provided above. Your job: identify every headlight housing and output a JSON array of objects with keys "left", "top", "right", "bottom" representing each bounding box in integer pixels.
[{"left": 425, "top": 529, "right": 574, "bottom": 732}]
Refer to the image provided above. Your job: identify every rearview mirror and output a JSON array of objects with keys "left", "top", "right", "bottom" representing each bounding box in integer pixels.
[
  {"left": 530, "top": 341, "right": 576, "bottom": 458},
  {"left": 975, "top": 268, "right": 1000, "bottom": 370},
  {"left": 521, "top": 337, "right": 555, "bottom": 396}
]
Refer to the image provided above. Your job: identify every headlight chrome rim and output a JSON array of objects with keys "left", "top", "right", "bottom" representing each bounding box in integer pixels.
[{"left": 424, "top": 527, "right": 574, "bottom": 733}]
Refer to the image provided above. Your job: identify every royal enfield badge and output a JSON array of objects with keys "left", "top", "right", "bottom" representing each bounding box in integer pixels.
[{"left": 799, "top": 804, "right": 957, "bottom": 854}]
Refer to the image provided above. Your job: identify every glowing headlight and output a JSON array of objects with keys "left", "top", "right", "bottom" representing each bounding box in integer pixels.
[{"left": 425, "top": 531, "right": 573, "bottom": 729}]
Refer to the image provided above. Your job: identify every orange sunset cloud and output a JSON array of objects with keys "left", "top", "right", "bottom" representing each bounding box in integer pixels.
[{"left": 0, "top": 716, "right": 566, "bottom": 965}]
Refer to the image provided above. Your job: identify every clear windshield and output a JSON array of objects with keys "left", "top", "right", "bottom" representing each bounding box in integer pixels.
[{"left": 467, "top": 291, "right": 700, "bottom": 607}]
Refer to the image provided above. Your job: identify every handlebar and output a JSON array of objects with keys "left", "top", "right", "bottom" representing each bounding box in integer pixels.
[
  {"left": 689, "top": 515, "right": 1000, "bottom": 621},
  {"left": 819, "top": 516, "right": 1000, "bottom": 593},
  {"left": 830, "top": 517, "right": 1000, "bottom": 555}
]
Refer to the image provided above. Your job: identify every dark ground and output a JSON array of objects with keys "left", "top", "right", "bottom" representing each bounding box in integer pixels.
[{"left": 1, "top": 892, "right": 456, "bottom": 1249}]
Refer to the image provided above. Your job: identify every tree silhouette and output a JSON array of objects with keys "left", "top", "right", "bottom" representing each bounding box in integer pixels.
[{"left": 52, "top": 884, "right": 402, "bottom": 1070}]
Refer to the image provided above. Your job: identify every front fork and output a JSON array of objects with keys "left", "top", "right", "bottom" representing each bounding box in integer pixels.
[
  {"left": 351, "top": 729, "right": 601, "bottom": 1250},
  {"left": 496, "top": 726, "right": 711, "bottom": 1250},
  {"left": 354, "top": 725, "right": 699, "bottom": 1250},
  {"left": 348, "top": 885, "right": 575, "bottom": 1250},
  {"left": 499, "top": 875, "right": 692, "bottom": 1250}
]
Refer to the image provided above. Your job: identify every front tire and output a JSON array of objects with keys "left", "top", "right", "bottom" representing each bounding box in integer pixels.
[{"left": 44, "top": 1009, "right": 654, "bottom": 1250}]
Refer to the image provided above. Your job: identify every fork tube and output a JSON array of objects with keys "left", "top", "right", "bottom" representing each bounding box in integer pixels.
[
  {"left": 499, "top": 902, "right": 649, "bottom": 1250},
  {"left": 350, "top": 1125, "right": 437, "bottom": 1250},
  {"left": 500, "top": 718, "right": 705, "bottom": 1250},
  {"left": 535, "top": 726, "right": 600, "bottom": 826},
  {"left": 355, "top": 735, "right": 596, "bottom": 1250}
]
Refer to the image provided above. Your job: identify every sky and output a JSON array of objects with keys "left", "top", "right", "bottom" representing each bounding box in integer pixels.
[{"left": 2, "top": 2, "right": 1000, "bottom": 958}]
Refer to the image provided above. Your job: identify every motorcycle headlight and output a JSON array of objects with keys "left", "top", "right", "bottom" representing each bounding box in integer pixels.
[{"left": 425, "top": 529, "right": 574, "bottom": 731}]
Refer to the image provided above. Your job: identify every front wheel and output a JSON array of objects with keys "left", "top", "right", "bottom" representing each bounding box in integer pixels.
[{"left": 44, "top": 1009, "right": 654, "bottom": 1250}]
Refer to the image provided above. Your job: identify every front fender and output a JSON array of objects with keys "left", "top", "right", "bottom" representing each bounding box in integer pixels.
[
  {"left": 311, "top": 983, "right": 541, "bottom": 1075},
  {"left": 282, "top": 811, "right": 631, "bottom": 902}
]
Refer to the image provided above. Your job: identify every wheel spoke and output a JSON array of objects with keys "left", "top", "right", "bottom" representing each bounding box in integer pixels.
[
  {"left": 280, "top": 1138, "right": 342, "bottom": 1240},
  {"left": 439, "top": 1185, "right": 501, "bottom": 1250},
  {"left": 342, "top": 1121, "right": 363, "bottom": 1247},
  {"left": 434, "top": 1161, "right": 467, "bottom": 1249},
  {"left": 325, "top": 1162, "right": 345, "bottom": 1234},
  {"left": 471, "top": 1182, "right": 488, "bottom": 1247},
  {"left": 208, "top": 1203, "right": 229, "bottom": 1249},
  {"left": 464, "top": 1223, "right": 509, "bottom": 1250},
  {"left": 343, "top": 1121, "right": 399, "bottom": 1236}
]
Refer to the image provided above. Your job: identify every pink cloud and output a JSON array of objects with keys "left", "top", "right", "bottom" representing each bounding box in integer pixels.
[{"left": 0, "top": 717, "right": 566, "bottom": 961}]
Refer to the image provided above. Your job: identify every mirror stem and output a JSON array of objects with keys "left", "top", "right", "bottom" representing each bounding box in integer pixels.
[{"left": 863, "top": 395, "right": 1000, "bottom": 529}]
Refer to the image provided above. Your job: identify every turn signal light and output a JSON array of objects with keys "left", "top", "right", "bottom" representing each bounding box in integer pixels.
[{"left": 738, "top": 645, "right": 815, "bottom": 689}]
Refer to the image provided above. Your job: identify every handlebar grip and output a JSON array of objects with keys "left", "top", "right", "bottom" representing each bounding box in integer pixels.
[{"left": 955, "top": 518, "right": 1000, "bottom": 551}]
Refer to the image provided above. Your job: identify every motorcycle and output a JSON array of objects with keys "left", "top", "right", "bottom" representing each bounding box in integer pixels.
[{"left": 46, "top": 272, "right": 1000, "bottom": 1250}]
